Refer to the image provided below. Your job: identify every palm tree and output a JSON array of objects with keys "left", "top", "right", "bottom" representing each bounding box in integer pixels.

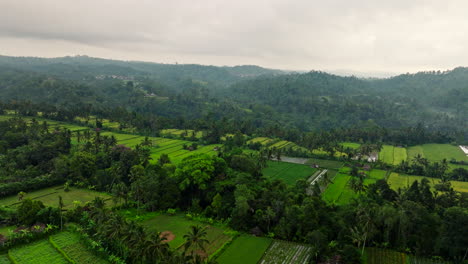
[
  {"left": 142, "top": 232, "right": 170, "bottom": 262},
  {"left": 182, "top": 225, "right": 209, "bottom": 261},
  {"left": 58, "top": 196, "right": 64, "bottom": 230}
]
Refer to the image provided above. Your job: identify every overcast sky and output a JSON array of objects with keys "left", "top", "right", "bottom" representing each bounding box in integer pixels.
[{"left": 1, "top": 0, "right": 468, "bottom": 76}]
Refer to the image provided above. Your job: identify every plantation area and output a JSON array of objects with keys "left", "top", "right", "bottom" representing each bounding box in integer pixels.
[
  {"left": 387, "top": 173, "right": 468, "bottom": 193},
  {"left": 141, "top": 214, "right": 233, "bottom": 256},
  {"left": 262, "top": 161, "right": 317, "bottom": 185},
  {"left": 259, "top": 240, "right": 312, "bottom": 264},
  {"left": 0, "top": 186, "right": 113, "bottom": 209},
  {"left": 365, "top": 247, "right": 450, "bottom": 264},
  {"left": 9, "top": 239, "right": 69, "bottom": 264},
  {"left": 322, "top": 168, "right": 387, "bottom": 205},
  {"left": 88, "top": 131, "right": 221, "bottom": 165},
  {"left": 216, "top": 235, "right": 272, "bottom": 264}
]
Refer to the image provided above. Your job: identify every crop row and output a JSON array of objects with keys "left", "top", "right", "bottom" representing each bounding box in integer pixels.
[{"left": 259, "top": 240, "right": 312, "bottom": 264}]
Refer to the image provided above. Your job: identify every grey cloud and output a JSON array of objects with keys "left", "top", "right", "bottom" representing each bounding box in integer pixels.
[{"left": 1, "top": 0, "right": 468, "bottom": 75}]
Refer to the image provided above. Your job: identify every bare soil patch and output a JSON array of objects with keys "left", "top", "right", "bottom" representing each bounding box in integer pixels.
[{"left": 160, "top": 231, "right": 175, "bottom": 242}]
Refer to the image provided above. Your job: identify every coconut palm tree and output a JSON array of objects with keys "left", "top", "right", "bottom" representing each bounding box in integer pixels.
[{"left": 182, "top": 225, "right": 209, "bottom": 261}]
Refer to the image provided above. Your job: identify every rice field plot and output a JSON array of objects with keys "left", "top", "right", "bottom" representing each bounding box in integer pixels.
[
  {"left": 262, "top": 161, "right": 317, "bottom": 185},
  {"left": 340, "top": 142, "right": 361, "bottom": 149},
  {"left": 269, "top": 140, "right": 291, "bottom": 149},
  {"left": 50, "top": 232, "right": 109, "bottom": 264},
  {"left": 321, "top": 171, "right": 352, "bottom": 204},
  {"left": 0, "top": 255, "right": 10, "bottom": 264},
  {"left": 419, "top": 144, "right": 468, "bottom": 162},
  {"left": 365, "top": 169, "right": 388, "bottom": 184},
  {"left": 365, "top": 247, "right": 407, "bottom": 264},
  {"left": 9, "top": 239, "right": 69, "bottom": 264},
  {"left": 387, "top": 172, "right": 468, "bottom": 193},
  {"left": 216, "top": 235, "right": 272, "bottom": 264},
  {"left": 407, "top": 146, "right": 425, "bottom": 161},
  {"left": 379, "top": 145, "right": 395, "bottom": 164},
  {"left": 141, "top": 214, "right": 233, "bottom": 256},
  {"left": 393, "top": 147, "right": 407, "bottom": 165},
  {"left": 259, "top": 240, "right": 312, "bottom": 264},
  {"left": 407, "top": 255, "right": 451, "bottom": 264},
  {"left": 0, "top": 186, "right": 113, "bottom": 209},
  {"left": 247, "top": 137, "right": 273, "bottom": 145},
  {"left": 161, "top": 129, "right": 202, "bottom": 139}
]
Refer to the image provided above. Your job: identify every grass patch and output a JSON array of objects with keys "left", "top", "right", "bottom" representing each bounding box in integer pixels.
[
  {"left": 216, "top": 235, "right": 272, "bottom": 264},
  {"left": 262, "top": 161, "right": 317, "bottom": 185}
]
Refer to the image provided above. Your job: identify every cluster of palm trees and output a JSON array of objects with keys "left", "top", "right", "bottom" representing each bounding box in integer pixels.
[{"left": 86, "top": 197, "right": 213, "bottom": 264}]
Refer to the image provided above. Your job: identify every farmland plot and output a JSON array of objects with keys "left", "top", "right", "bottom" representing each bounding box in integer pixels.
[
  {"left": 387, "top": 173, "right": 468, "bottom": 193},
  {"left": 259, "top": 240, "right": 312, "bottom": 264},
  {"left": 365, "top": 247, "right": 407, "bottom": 264},
  {"left": 216, "top": 235, "right": 272, "bottom": 264},
  {"left": 393, "top": 147, "right": 407, "bottom": 165},
  {"left": 379, "top": 145, "right": 395, "bottom": 164},
  {"left": 262, "top": 161, "right": 317, "bottom": 185}
]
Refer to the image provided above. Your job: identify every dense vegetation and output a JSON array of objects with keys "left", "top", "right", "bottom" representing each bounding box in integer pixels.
[{"left": 0, "top": 56, "right": 467, "bottom": 263}]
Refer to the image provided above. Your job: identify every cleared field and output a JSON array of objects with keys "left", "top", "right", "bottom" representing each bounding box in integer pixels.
[
  {"left": 9, "top": 239, "right": 69, "bottom": 264},
  {"left": 340, "top": 142, "right": 361, "bottom": 149},
  {"left": 216, "top": 235, "right": 272, "bottom": 264},
  {"left": 379, "top": 145, "right": 394, "bottom": 164},
  {"left": 50, "top": 232, "right": 109, "bottom": 264},
  {"left": 387, "top": 173, "right": 468, "bottom": 193},
  {"left": 259, "top": 240, "right": 312, "bottom": 264},
  {"left": 393, "top": 147, "right": 407, "bottom": 165},
  {"left": 141, "top": 214, "right": 233, "bottom": 256},
  {"left": 0, "top": 186, "right": 113, "bottom": 209},
  {"left": 262, "top": 161, "right": 317, "bottom": 185}
]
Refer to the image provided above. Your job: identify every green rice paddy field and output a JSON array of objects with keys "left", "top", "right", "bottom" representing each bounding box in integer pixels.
[
  {"left": 0, "top": 186, "right": 113, "bottom": 209},
  {"left": 387, "top": 173, "right": 468, "bottom": 193},
  {"left": 216, "top": 235, "right": 272, "bottom": 264},
  {"left": 322, "top": 168, "right": 387, "bottom": 205},
  {"left": 262, "top": 161, "right": 317, "bottom": 185}
]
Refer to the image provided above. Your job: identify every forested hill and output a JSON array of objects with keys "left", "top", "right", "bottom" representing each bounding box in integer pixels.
[
  {"left": 0, "top": 55, "right": 284, "bottom": 88},
  {"left": 0, "top": 55, "right": 466, "bottom": 136}
]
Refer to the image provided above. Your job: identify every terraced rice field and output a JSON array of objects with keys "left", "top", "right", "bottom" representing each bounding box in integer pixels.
[
  {"left": 9, "top": 240, "right": 69, "bottom": 264},
  {"left": 365, "top": 247, "right": 407, "bottom": 264},
  {"left": 161, "top": 129, "right": 203, "bottom": 139},
  {"left": 259, "top": 240, "right": 312, "bottom": 264},
  {"left": 262, "top": 161, "right": 317, "bottom": 185},
  {"left": 393, "top": 147, "right": 407, "bottom": 165},
  {"left": 141, "top": 214, "right": 233, "bottom": 256},
  {"left": 387, "top": 172, "right": 468, "bottom": 193},
  {"left": 0, "top": 186, "right": 113, "bottom": 209},
  {"left": 50, "top": 232, "right": 109, "bottom": 264},
  {"left": 247, "top": 137, "right": 274, "bottom": 145},
  {"left": 216, "top": 235, "right": 272, "bottom": 264},
  {"left": 379, "top": 145, "right": 395, "bottom": 164},
  {"left": 321, "top": 170, "right": 352, "bottom": 204}
]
